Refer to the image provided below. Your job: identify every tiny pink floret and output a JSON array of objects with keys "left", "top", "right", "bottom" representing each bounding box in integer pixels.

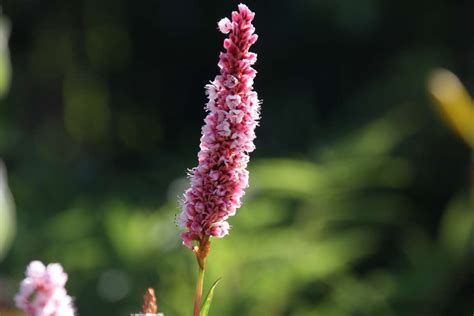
[
  {"left": 217, "top": 18, "right": 232, "bottom": 34},
  {"left": 15, "top": 261, "right": 75, "bottom": 316},
  {"left": 179, "top": 4, "right": 261, "bottom": 248}
]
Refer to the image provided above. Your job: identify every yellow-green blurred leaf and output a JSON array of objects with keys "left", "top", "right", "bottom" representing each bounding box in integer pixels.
[
  {"left": 0, "top": 12, "right": 11, "bottom": 98},
  {"left": 428, "top": 69, "right": 474, "bottom": 148}
]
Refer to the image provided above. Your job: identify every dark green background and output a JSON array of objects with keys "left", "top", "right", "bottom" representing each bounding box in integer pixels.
[{"left": 0, "top": 0, "right": 473, "bottom": 315}]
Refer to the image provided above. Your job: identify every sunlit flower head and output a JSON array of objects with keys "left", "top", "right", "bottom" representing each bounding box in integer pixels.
[{"left": 178, "top": 4, "right": 261, "bottom": 248}]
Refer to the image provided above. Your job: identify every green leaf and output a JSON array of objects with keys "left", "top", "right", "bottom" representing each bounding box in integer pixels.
[{"left": 200, "top": 278, "right": 221, "bottom": 316}]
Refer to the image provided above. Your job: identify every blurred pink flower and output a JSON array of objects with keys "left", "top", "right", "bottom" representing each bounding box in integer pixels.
[
  {"left": 15, "top": 261, "right": 75, "bottom": 316},
  {"left": 178, "top": 4, "right": 260, "bottom": 248}
]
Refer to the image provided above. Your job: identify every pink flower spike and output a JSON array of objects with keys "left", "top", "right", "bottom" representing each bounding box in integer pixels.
[
  {"left": 15, "top": 260, "right": 76, "bottom": 316},
  {"left": 178, "top": 3, "right": 260, "bottom": 248}
]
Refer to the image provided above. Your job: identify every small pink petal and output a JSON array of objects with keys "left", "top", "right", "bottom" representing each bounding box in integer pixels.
[{"left": 217, "top": 17, "right": 232, "bottom": 34}]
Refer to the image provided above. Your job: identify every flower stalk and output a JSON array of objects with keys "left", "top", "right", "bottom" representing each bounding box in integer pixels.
[
  {"left": 193, "top": 264, "right": 205, "bottom": 316},
  {"left": 192, "top": 237, "right": 210, "bottom": 316},
  {"left": 177, "top": 4, "right": 259, "bottom": 315}
]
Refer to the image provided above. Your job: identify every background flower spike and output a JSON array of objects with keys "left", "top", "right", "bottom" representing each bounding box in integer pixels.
[{"left": 130, "top": 287, "right": 164, "bottom": 316}]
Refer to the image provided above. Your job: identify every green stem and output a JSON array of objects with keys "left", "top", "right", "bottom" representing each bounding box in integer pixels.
[{"left": 193, "top": 264, "right": 205, "bottom": 316}]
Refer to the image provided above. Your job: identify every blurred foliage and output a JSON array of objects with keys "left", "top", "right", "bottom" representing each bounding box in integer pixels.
[
  {"left": 0, "top": 0, "right": 474, "bottom": 316},
  {"left": 0, "top": 8, "right": 14, "bottom": 264}
]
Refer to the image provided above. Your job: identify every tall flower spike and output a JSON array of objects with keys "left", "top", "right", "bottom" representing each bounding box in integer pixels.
[
  {"left": 14, "top": 261, "right": 75, "bottom": 316},
  {"left": 178, "top": 3, "right": 260, "bottom": 249}
]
